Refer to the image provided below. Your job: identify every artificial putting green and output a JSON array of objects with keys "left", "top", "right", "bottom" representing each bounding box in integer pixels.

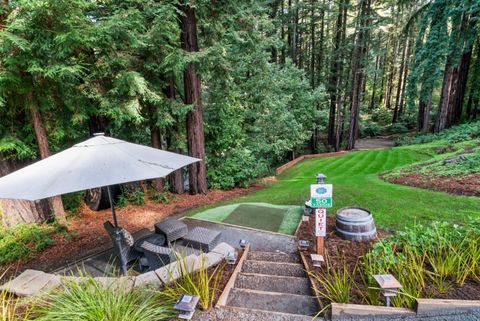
[{"left": 191, "top": 202, "right": 302, "bottom": 235}]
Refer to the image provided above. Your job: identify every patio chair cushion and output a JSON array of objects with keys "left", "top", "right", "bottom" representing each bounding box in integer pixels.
[
  {"left": 182, "top": 227, "right": 222, "bottom": 252},
  {"left": 120, "top": 228, "right": 134, "bottom": 247},
  {"left": 154, "top": 219, "right": 188, "bottom": 244}
]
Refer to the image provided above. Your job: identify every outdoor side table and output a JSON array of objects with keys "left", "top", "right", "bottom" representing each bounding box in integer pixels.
[
  {"left": 154, "top": 219, "right": 188, "bottom": 245},
  {"left": 183, "top": 227, "right": 221, "bottom": 252}
]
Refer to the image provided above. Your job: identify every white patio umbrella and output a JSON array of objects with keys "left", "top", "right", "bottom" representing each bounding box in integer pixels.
[{"left": 0, "top": 133, "right": 200, "bottom": 274}]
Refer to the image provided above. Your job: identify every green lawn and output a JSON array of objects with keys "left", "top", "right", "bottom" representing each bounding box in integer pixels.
[{"left": 188, "top": 147, "right": 480, "bottom": 230}]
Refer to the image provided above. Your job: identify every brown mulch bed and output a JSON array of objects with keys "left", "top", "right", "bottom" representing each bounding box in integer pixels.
[
  {"left": 298, "top": 216, "right": 480, "bottom": 307},
  {"left": 1, "top": 186, "right": 260, "bottom": 279},
  {"left": 387, "top": 173, "right": 480, "bottom": 197}
]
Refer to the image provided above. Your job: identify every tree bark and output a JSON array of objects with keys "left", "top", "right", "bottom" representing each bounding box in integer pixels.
[
  {"left": 179, "top": 5, "right": 207, "bottom": 195},
  {"left": 327, "top": 0, "right": 344, "bottom": 147},
  {"left": 347, "top": 0, "right": 371, "bottom": 150},
  {"left": 150, "top": 126, "right": 165, "bottom": 192},
  {"left": 28, "top": 93, "right": 66, "bottom": 222},
  {"left": 392, "top": 39, "right": 408, "bottom": 123}
]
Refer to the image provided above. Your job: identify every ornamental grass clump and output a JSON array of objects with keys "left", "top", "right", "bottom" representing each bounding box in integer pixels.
[
  {"left": 161, "top": 252, "right": 224, "bottom": 310},
  {"left": 309, "top": 253, "right": 356, "bottom": 304},
  {"left": 33, "top": 277, "right": 176, "bottom": 321}
]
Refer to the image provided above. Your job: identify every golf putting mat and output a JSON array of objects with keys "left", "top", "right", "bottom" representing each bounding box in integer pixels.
[{"left": 190, "top": 203, "right": 302, "bottom": 235}]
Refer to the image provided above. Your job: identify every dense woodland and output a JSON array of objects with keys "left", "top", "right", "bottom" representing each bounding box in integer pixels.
[{"left": 0, "top": 0, "right": 478, "bottom": 224}]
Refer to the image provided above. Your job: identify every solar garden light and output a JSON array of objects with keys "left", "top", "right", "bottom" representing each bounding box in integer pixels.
[
  {"left": 239, "top": 239, "right": 247, "bottom": 249},
  {"left": 225, "top": 251, "right": 238, "bottom": 265},
  {"left": 373, "top": 274, "right": 402, "bottom": 307},
  {"left": 298, "top": 239, "right": 310, "bottom": 251},
  {"left": 316, "top": 173, "right": 327, "bottom": 184},
  {"left": 310, "top": 253, "right": 324, "bottom": 267},
  {"left": 174, "top": 294, "right": 199, "bottom": 320}
]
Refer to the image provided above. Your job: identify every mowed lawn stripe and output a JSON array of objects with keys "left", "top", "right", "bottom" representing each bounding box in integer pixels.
[{"left": 187, "top": 147, "right": 480, "bottom": 230}]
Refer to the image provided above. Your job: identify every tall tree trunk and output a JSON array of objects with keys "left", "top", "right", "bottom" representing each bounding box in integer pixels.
[
  {"left": 0, "top": 155, "right": 50, "bottom": 227},
  {"left": 28, "top": 93, "right": 66, "bottom": 222},
  {"left": 327, "top": 0, "right": 344, "bottom": 147},
  {"left": 398, "top": 37, "right": 413, "bottom": 118},
  {"left": 435, "top": 55, "right": 455, "bottom": 132},
  {"left": 452, "top": 46, "right": 473, "bottom": 123},
  {"left": 392, "top": 39, "right": 408, "bottom": 123},
  {"left": 281, "top": 0, "right": 286, "bottom": 64},
  {"left": 150, "top": 126, "right": 165, "bottom": 192},
  {"left": 179, "top": 5, "right": 207, "bottom": 195},
  {"left": 163, "top": 76, "right": 184, "bottom": 194},
  {"left": 369, "top": 53, "right": 380, "bottom": 110},
  {"left": 422, "top": 91, "right": 433, "bottom": 133},
  {"left": 347, "top": 0, "right": 370, "bottom": 150}
]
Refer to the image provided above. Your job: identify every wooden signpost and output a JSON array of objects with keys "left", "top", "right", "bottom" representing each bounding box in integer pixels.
[{"left": 310, "top": 174, "right": 332, "bottom": 257}]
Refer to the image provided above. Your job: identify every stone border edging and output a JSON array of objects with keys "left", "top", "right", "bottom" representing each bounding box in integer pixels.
[
  {"left": 275, "top": 152, "right": 347, "bottom": 176},
  {"left": 330, "top": 299, "right": 480, "bottom": 320},
  {"left": 299, "top": 251, "right": 324, "bottom": 310},
  {"left": 215, "top": 244, "right": 250, "bottom": 308}
]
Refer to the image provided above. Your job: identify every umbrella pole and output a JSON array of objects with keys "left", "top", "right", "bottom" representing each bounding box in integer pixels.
[
  {"left": 107, "top": 186, "right": 119, "bottom": 227},
  {"left": 107, "top": 185, "right": 127, "bottom": 276}
]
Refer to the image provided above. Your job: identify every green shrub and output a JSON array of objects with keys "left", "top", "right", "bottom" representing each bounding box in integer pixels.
[
  {"left": 0, "top": 224, "right": 55, "bottom": 265},
  {"left": 150, "top": 186, "right": 176, "bottom": 204},
  {"left": 207, "top": 148, "right": 268, "bottom": 189},
  {"left": 386, "top": 123, "right": 409, "bottom": 135},
  {"left": 61, "top": 192, "right": 85, "bottom": 217},
  {"left": 360, "top": 120, "right": 382, "bottom": 138},
  {"left": 33, "top": 277, "right": 176, "bottom": 321},
  {"left": 117, "top": 189, "right": 145, "bottom": 207}
]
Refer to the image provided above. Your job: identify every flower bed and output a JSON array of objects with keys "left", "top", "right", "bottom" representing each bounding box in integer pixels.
[{"left": 298, "top": 215, "right": 480, "bottom": 311}]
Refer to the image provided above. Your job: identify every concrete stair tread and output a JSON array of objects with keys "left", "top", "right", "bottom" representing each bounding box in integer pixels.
[
  {"left": 226, "top": 287, "right": 319, "bottom": 316},
  {"left": 242, "top": 260, "right": 306, "bottom": 277},
  {"left": 236, "top": 272, "right": 313, "bottom": 295},
  {"left": 248, "top": 251, "right": 301, "bottom": 264}
]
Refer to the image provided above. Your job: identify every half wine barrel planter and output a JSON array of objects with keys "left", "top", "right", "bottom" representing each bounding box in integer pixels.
[{"left": 335, "top": 207, "right": 377, "bottom": 241}]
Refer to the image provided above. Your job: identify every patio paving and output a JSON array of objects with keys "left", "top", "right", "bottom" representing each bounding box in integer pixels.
[{"left": 54, "top": 217, "right": 296, "bottom": 277}]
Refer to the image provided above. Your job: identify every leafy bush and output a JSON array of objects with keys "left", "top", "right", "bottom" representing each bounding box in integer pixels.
[
  {"left": 385, "top": 123, "right": 409, "bottom": 135},
  {"left": 370, "top": 108, "right": 393, "bottom": 126},
  {"left": 117, "top": 189, "right": 145, "bottom": 207},
  {"left": 61, "top": 192, "right": 85, "bottom": 217},
  {"left": 34, "top": 277, "right": 176, "bottom": 321},
  {"left": 150, "top": 188, "right": 176, "bottom": 204},
  {"left": 207, "top": 148, "right": 268, "bottom": 189},
  {"left": 360, "top": 120, "right": 382, "bottom": 138},
  {"left": 0, "top": 224, "right": 55, "bottom": 264}
]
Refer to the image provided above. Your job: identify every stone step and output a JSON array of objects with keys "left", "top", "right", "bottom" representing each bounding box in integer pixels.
[
  {"left": 235, "top": 272, "right": 313, "bottom": 295},
  {"left": 209, "top": 305, "right": 324, "bottom": 321},
  {"left": 226, "top": 288, "right": 320, "bottom": 316},
  {"left": 247, "top": 251, "right": 300, "bottom": 264},
  {"left": 242, "top": 260, "right": 306, "bottom": 277}
]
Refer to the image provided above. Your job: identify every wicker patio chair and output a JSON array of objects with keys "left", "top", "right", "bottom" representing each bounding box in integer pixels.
[
  {"left": 140, "top": 241, "right": 176, "bottom": 271},
  {"left": 103, "top": 221, "right": 165, "bottom": 273}
]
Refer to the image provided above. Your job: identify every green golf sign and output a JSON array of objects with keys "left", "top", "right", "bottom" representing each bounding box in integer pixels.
[{"left": 311, "top": 197, "right": 332, "bottom": 208}]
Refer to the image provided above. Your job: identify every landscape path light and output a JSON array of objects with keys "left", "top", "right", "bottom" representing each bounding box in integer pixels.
[
  {"left": 174, "top": 294, "right": 199, "bottom": 320},
  {"left": 239, "top": 239, "right": 247, "bottom": 249},
  {"left": 373, "top": 274, "right": 402, "bottom": 307},
  {"left": 298, "top": 239, "right": 310, "bottom": 251},
  {"left": 225, "top": 251, "right": 238, "bottom": 265}
]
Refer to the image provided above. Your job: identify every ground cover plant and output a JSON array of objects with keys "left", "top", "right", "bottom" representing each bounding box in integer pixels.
[
  {"left": 1, "top": 270, "right": 31, "bottom": 321},
  {"left": 0, "top": 224, "right": 56, "bottom": 265},
  {"left": 189, "top": 147, "right": 480, "bottom": 230}
]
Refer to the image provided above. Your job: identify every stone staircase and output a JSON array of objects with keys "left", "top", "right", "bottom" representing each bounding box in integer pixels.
[{"left": 225, "top": 250, "right": 321, "bottom": 320}]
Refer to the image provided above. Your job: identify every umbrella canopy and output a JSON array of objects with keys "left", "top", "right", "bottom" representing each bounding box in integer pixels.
[{"left": 0, "top": 134, "right": 200, "bottom": 201}]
